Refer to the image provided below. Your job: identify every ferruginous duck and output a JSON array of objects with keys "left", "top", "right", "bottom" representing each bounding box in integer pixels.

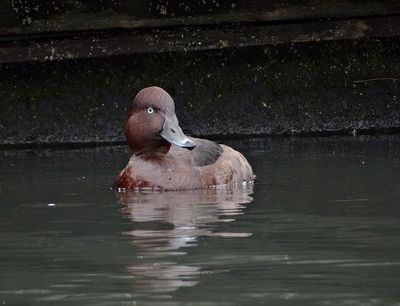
[{"left": 113, "top": 86, "right": 254, "bottom": 191}]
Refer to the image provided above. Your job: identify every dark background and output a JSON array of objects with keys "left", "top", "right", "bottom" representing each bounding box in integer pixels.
[{"left": 0, "top": 0, "right": 399, "bottom": 146}]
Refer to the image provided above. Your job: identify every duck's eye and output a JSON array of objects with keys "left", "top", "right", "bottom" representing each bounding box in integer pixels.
[{"left": 147, "top": 107, "right": 154, "bottom": 114}]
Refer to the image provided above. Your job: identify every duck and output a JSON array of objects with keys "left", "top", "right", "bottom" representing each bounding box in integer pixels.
[{"left": 113, "top": 86, "right": 254, "bottom": 191}]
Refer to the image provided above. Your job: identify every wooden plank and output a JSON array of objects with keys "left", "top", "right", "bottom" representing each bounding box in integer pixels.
[
  {"left": 0, "top": 0, "right": 400, "bottom": 36},
  {"left": 0, "top": 16, "right": 399, "bottom": 64}
]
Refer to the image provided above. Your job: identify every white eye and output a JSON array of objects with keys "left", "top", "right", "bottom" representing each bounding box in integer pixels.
[{"left": 147, "top": 107, "right": 154, "bottom": 114}]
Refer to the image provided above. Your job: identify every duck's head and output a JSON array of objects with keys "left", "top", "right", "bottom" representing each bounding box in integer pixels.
[{"left": 125, "top": 86, "right": 196, "bottom": 155}]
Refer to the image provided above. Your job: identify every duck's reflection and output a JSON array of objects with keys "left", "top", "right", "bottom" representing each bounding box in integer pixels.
[{"left": 118, "top": 186, "right": 253, "bottom": 293}]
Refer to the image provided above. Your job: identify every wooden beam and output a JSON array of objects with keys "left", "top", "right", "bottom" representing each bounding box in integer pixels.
[{"left": 0, "top": 16, "right": 399, "bottom": 64}]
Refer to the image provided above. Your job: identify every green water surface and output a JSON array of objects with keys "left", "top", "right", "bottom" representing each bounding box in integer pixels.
[{"left": 1, "top": 136, "right": 400, "bottom": 305}]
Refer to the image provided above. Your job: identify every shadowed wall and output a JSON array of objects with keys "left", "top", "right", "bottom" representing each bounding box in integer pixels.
[{"left": 0, "top": 1, "right": 399, "bottom": 146}]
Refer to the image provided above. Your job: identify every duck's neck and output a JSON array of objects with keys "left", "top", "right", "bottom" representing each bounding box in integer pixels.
[{"left": 130, "top": 141, "right": 171, "bottom": 156}]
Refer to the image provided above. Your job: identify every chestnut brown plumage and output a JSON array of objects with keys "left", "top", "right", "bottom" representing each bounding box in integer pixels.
[{"left": 114, "top": 86, "right": 254, "bottom": 191}]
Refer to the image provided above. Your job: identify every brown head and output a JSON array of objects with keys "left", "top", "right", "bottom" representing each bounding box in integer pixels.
[{"left": 125, "top": 86, "right": 196, "bottom": 155}]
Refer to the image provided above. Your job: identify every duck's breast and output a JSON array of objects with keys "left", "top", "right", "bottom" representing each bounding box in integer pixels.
[{"left": 114, "top": 155, "right": 203, "bottom": 190}]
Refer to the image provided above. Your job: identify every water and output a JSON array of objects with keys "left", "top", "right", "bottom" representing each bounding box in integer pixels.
[{"left": 1, "top": 136, "right": 400, "bottom": 306}]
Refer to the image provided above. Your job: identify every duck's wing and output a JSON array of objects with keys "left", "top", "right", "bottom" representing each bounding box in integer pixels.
[{"left": 170, "top": 137, "right": 223, "bottom": 167}]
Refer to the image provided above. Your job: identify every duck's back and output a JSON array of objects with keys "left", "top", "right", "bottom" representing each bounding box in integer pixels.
[
  {"left": 169, "top": 137, "right": 223, "bottom": 167},
  {"left": 198, "top": 143, "right": 254, "bottom": 186},
  {"left": 171, "top": 137, "right": 254, "bottom": 187}
]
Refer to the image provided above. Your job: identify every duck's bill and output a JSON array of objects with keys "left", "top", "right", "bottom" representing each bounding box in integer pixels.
[{"left": 160, "top": 114, "right": 196, "bottom": 150}]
